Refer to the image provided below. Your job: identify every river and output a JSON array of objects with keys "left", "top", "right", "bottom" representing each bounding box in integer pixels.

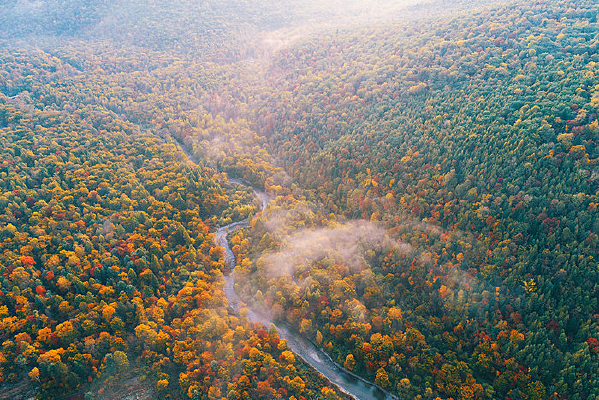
[
  {"left": 217, "top": 180, "right": 399, "bottom": 400},
  {"left": 167, "top": 138, "right": 399, "bottom": 399}
]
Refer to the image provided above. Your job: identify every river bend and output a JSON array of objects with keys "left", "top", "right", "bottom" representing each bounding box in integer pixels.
[
  {"left": 217, "top": 180, "right": 399, "bottom": 400},
  {"left": 167, "top": 140, "right": 399, "bottom": 399}
]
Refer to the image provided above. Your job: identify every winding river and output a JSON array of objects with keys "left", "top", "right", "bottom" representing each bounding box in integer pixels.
[
  {"left": 217, "top": 179, "right": 399, "bottom": 400},
  {"left": 167, "top": 139, "right": 399, "bottom": 399}
]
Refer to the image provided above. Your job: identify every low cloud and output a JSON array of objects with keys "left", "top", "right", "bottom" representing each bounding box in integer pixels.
[{"left": 259, "top": 220, "right": 412, "bottom": 277}]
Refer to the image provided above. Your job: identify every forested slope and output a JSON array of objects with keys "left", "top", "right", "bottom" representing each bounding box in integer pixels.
[
  {"left": 0, "top": 0, "right": 597, "bottom": 399},
  {"left": 0, "top": 22, "right": 347, "bottom": 400},
  {"left": 228, "top": 0, "right": 599, "bottom": 398}
]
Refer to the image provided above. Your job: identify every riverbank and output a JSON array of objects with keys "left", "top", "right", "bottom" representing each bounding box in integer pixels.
[
  {"left": 170, "top": 135, "right": 400, "bottom": 399},
  {"left": 217, "top": 182, "right": 400, "bottom": 400}
]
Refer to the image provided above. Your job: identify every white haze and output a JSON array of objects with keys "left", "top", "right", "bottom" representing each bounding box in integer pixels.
[{"left": 259, "top": 220, "right": 412, "bottom": 278}]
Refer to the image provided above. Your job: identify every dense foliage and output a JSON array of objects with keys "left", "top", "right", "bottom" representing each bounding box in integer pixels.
[
  {"left": 0, "top": 40, "right": 346, "bottom": 400},
  {"left": 228, "top": 1, "right": 598, "bottom": 399},
  {"left": 0, "top": 0, "right": 597, "bottom": 399}
]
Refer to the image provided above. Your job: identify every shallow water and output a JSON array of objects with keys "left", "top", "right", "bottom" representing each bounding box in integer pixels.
[{"left": 218, "top": 183, "right": 399, "bottom": 400}]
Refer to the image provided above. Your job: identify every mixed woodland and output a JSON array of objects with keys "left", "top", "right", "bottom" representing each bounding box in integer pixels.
[{"left": 0, "top": 0, "right": 597, "bottom": 399}]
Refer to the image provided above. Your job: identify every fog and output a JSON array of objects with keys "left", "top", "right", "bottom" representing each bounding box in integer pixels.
[
  {"left": 0, "top": 0, "right": 484, "bottom": 59},
  {"left": 260, "top": 220, "right": 412, "bottom": 278}
]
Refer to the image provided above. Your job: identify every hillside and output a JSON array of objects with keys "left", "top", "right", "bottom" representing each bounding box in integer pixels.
[
  {"left": 232, "top": 0, "right": 598, "bottom": 397},
  {"left": 0, "top": 0, "right": 597, "bottom": 399}
]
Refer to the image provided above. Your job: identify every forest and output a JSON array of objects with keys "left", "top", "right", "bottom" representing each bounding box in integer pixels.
[{"left": 0, "top": 0, "right": 597, "bottom": 399}]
